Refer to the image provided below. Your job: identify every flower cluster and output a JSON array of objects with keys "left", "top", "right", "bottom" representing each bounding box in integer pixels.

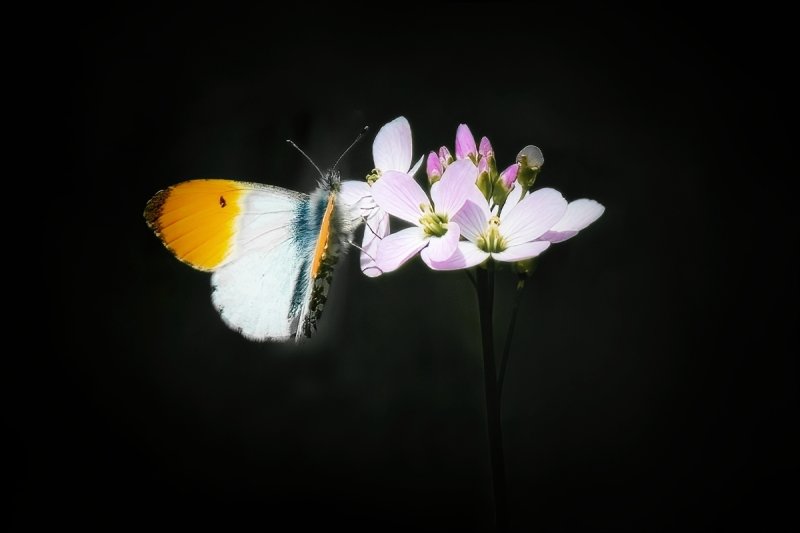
[{"left": 343, "top": 117, "right": 604, "bottom": 276}]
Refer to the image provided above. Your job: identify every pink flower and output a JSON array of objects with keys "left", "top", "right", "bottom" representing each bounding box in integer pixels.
[
  {"left": 340, "top": 116, "right": 422, "bottom": 277},
  {"left": 420, "top": 187, "right": 568, "bottom": 270},
  {"left": 371, "top": 160, "right": 478, "bottom": 273}
]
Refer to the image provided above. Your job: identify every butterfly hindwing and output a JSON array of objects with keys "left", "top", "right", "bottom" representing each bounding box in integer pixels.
[
  {"left": 212, "top": 187, "right": 336, "bottom": 341},
  {"left": 211, "top": 239, "right": 304, "bottom": 340}
]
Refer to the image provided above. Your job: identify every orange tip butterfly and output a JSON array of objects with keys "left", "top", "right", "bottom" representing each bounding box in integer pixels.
[{"left": 144, "top": 131, "right": 367, "bottom": 342}]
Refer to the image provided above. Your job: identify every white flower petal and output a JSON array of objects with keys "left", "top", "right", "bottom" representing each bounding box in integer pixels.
[
  {"left": 339, "top": 180, "right": 375, "bottom": 217},
  {"left": 492, "top": 241, "right": 551, "bottom": 262},
  {"left": 375, "top": 226, "right": 428, "bottom": 273},
  {"left": 408, "top": 154, "right": 424, "bottom": 177},
  {"left": 501, "top": 183, "right": 523, "bottom": 213},
  {"left": 425, "top": 222, "right": 461, "bottom": 262},
  {"left": 360, "top": 211, "right": 390, "bottom": 277},
  {"left": 467, "top": 184, "right": 488, "bottom": 206},
  {"left": 431, "top": 159, "right": 478, "bottom": 215},
  {"left": 538, "top": 230, "right": 578, "bottom": 243},
  {"left": 500, "top": 187, "right": 567, "bottom": 246},
  {"left": 339, "top": 180, "right": 371, "bottom": 205},
  {"left": 550, "top": 199, "right": 605, "bottom": 232},
  {"left": 371, "top": 170, "right": 429, "bottom": 225},
  {"left": 372, "top": 116, "right": 413, "bottom": 172},
  {"left": 452, "top": 199, "right": 491, "bottom": 243},
  {"left": 421, "top": 242, "right": 489, "bottom": 271}
]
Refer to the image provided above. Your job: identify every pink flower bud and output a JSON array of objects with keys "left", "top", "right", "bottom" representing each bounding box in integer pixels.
[
  {"left": 478, "top": 156, "right": 489, "bottom": 175},
  {"left": 438, "top": 146, "right": 453, "bottom": 167},
  {"left": 479, "top": 136, "right": 493, "bottom": 159},
  {"left": 499, "top": 163, "right": 519, "bottom": 188},
  {"left": 426, "top": 151, "right": 442, "bottom": 183},
  {"left": 455, "top": 124, "right": 477, "bottom": 160}
]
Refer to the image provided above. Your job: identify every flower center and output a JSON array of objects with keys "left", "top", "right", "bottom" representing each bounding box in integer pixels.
[
  {"left": 418, "top": 203, "right": 449, "bottom": 237},
  {"left": 476, "top": 215, "right": 507, "bottom": 253},
  {"left": 366, "top": 169, "right": 381, "bottom": 185}
]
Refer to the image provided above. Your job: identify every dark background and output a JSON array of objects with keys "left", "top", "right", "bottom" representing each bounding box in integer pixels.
[{"left": 20, "top": 4, "right": 796, "bottom": 531}]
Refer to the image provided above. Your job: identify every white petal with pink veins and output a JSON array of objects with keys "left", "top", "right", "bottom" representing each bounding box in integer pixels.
[
  {"left": 453, "top": 199, "right": 491, "bottom": 242},
  {"left": 372, "top": 116, "right": 413, "bottom": 172},
  {"left": 360, "top": 211, "right": 390, "bottom": 277},
  {"left": 551, "top": 199, "right": 605, "bottom": 232},
  {"left": 501, "top": 183, "right": 523, "bottom": 213},
  {"left": 501, "top": 187, "right": 567, "bottom": 245},
  {"left": 425, "top": 222, "right": 461, "bottom": 262},
  {"left": 421, "top": 242, "right": 489, "bottom": 271},
  {"left": 493, "top": 241, "right": 551, "bottom": 262},
  {"left": 430, "top": 159, "right": 478, "bottom": 215},
  {"left": 375, "top": 226, "right": 428, "bottom": 273},
  {"left": 339, "top": 180, "right": 375, "bottom": 220},
  {"left": 408, "top": 155, "right": 424, "bottom": 177},
  {"left": 371, "top": 170, "right": 429, "bottom": 225},
  {"left": 538, "top": 230, "right": 578, "bottom": 243}
]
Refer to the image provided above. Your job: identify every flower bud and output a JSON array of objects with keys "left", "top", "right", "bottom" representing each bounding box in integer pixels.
[
  {"left": 479, "top": 136, "right": 493, "bottom": 160},
  {"left": 479, "top": 135, "right": 498, "bottom": 179},
  {"left": 516, "top": 145, "right": 544, "bottom": 191},
  {"left": 476, "top": 157, "right": 492, "bottom": 200},
  {"left": 426, "top": 151, "right": 442, "bottom": 185},
  {"left": 498, "top": 163, "right": 519, "bottom": 189},
  {"left": 455, "top": 124, "right": 477, "bottom": 162},
  {"left": 438, "top": 146, "right": 454, "bottom": 168}
]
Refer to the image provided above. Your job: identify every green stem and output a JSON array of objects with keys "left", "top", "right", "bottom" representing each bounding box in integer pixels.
[
  {"left": 498, "top": 277, "right": 526, "bottom": 399},
  {"left": 475, "top": 263, "right": 508, "bottom": 532},
  {"left": 464, "top": 269, "right": 477, "bottom": 291}
]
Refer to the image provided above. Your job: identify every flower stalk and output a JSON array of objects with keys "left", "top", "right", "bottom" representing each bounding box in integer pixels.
[
  {"left": 498, "top": 276, "right": 527, "bottom": 398},
  {"left": 476, "top": 261, "right": 508, "bottom": 532}
]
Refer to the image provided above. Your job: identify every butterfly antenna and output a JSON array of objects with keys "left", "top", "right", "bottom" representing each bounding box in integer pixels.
[
  {"left": 332, "top": 125, "right": 369, "bottom": 171},
  {"left": 286, "top": 139, "right": 325, "bottom": 180}
]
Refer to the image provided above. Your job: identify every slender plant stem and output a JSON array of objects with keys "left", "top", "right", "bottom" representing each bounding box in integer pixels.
[
  {"left": 464, "top": 269, "right": 477, "bottom": 291},
  {"left": 498, "top": 277, "right": 526, "bottom": 398},
  {"left": 476, "top": 263, "right": 508, "bottom": 532}
]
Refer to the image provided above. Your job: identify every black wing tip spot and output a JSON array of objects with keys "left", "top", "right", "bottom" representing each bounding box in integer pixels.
[{"left": 144, "top": 188, "right": 171, "bottom": 230}]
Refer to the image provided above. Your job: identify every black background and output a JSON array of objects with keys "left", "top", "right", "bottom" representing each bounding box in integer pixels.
[{"left": 20, "top": 4, "right": 796, "bottom": 532}]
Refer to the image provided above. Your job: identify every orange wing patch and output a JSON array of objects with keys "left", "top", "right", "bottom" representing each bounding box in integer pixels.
[
  {"left": 144, "top": 179, "right": 243, "bottom": 271},
  {"left": 310, "top": 194, "right": 335, "bottom": 279}
]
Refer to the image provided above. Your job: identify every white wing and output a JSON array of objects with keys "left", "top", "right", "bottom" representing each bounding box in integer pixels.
[
  {"left": 211, "top": 241, "right": 303, "bottom": 340},
  {"left": 211, "top": 185, "right": 308, "bottom": 341}
]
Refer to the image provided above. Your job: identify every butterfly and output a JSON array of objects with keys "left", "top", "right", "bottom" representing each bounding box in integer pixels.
[{"left": 143, "top": 134, "right": 368, "bottom": 342}]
